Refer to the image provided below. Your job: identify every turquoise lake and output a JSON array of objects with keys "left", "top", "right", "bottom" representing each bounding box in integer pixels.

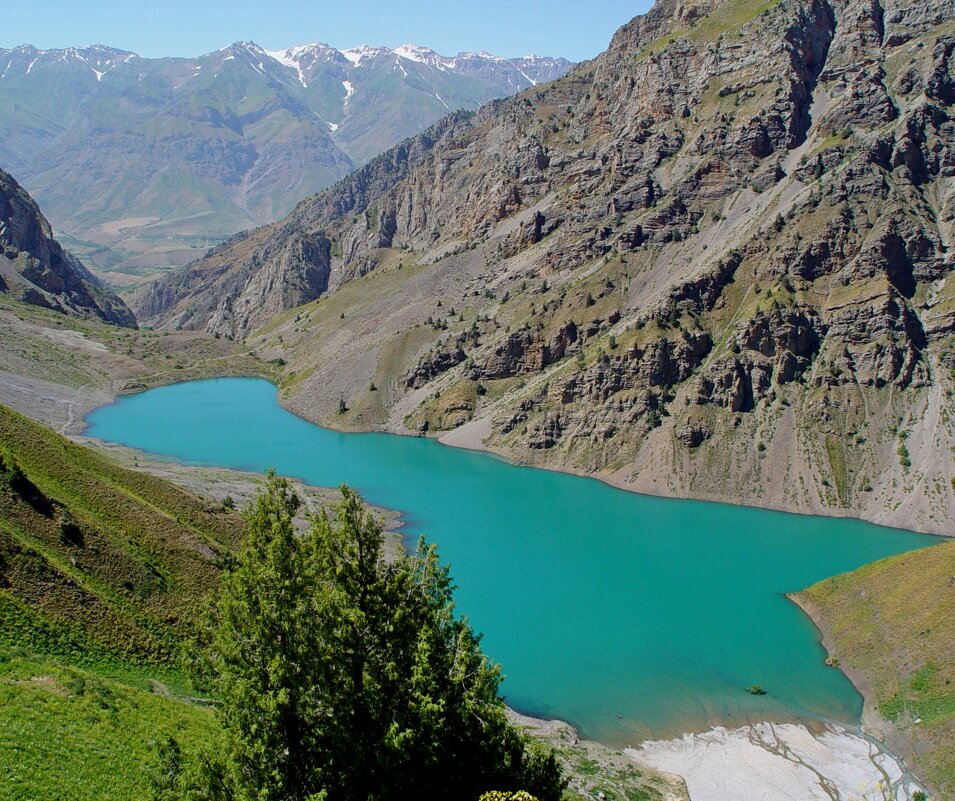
[{"left": 85, "top": 377, "right": 938, "bottom": 745}]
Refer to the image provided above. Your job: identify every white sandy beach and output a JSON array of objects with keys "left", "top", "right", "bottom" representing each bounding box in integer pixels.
[{"left": 627, "top": 722, "right": 924, "bottom": 801}]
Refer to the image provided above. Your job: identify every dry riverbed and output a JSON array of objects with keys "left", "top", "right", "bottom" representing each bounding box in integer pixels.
[{"left": 627, "top": 721, "right": 925, "bottom": 801}]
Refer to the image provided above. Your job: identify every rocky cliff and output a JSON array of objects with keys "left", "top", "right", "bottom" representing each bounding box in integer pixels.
[
  {"left": 0, "top": 168, "right": 136, "bottom": 327},
  {"left": 141, "top": 0, "right": 955, "bottom": 533}
]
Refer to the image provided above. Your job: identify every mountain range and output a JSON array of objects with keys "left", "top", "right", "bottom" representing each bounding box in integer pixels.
[
  {"left": 139, "top": 0, "right": 955, "bottom": 539},
  {"left": 0, "top": 41, "right": 571, "bottom": 287}
]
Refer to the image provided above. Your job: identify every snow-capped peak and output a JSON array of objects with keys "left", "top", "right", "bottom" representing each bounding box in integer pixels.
[
  {"left": 217, "top": 41, "right": 275, "bottom": 63},
  {"left": 264, "top": 42, "right": 339, "bottom": 64},
  {"left": 264, "top": 46, "right": 310, "bottom": 87},
  {"left": 221, "top": 41, "right": 257, "bottom": 53},
  {"left": 341, "top": 45, "right": 391, "bottom": 66},
  {"left": 393, "top": 44, "right": 437, "bottom": 64},
  {"left": 0, "top": 44, "right": 139, "bottom": 82},
  {"left": 393, "top": 44, "right": 461, "bottom": 73},
  {"left": 459, "top": 50, "right": 505, "bottom": 62},
  {"left": 284, "top": 42, "right": 337, "bottom": 60}
]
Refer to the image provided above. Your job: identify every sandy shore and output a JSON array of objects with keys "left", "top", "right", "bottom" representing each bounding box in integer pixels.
[
  {"left": 627, "top": 721, "right": 925, "bottom": 801},
  {"left": 507, "top": 710, "right": 690, "bottom": 801},
  {"left": 0, "top": 369, "right": 110, "bottom": 437}
]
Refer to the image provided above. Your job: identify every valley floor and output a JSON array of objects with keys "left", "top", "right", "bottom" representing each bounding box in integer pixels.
[{"left": 0, "top": 370, "right": 108, "bottom": 438}]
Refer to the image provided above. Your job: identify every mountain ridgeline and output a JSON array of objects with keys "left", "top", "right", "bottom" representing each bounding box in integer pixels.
[
  {"left": 0, "top": 168, "right": 135, "bottom": 327},
  {"left": 141, "top": 0, "right": 954, "bottom": 534},
  {"left": 0, "top": 42, "right": 571, "bottom": 281}
]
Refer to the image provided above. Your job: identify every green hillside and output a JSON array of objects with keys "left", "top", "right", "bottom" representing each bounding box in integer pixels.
[
  {"left": 0, "top": 655, "right": 216, "bottom": 801},
  {"left": 0, "top": 403, "right": 239, "bottom": 666},
  {"left": 0, "top": 403, "right": 240, "bottom": 800},
  {"left": 798, "top": 539, "right": 955, "bottom": 796}
]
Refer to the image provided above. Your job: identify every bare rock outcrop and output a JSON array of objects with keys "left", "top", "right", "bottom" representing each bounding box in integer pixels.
[{"left": 0, "top": 168, "right": 135, "bottom": 327}]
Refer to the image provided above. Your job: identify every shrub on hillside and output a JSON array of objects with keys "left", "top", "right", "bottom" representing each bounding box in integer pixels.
[{"left": 173, "top": 474, "right": 565, "bottom": 801}]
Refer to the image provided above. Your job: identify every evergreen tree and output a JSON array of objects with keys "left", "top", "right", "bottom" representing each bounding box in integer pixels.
[{"left": 188, "top": 472, "right": 564, "bottom": 801}]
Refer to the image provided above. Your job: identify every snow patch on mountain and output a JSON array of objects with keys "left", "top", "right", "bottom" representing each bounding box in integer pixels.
[
  {"left": 341, "top": 45, "right": 390, "bottom": 66},
  {"left": 393, "top": 44, "right": 433, "bottom": 64},
  {"left": 265, "top": 47, "right": 309, "bottom": 87}
]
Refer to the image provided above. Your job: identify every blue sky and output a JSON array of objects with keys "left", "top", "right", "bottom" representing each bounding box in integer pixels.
[{"left": 0, "top": 1, "right": 654, "bottom": 63}]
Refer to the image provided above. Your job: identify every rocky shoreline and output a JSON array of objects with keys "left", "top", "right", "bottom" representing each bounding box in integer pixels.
[
  {"left": 436, "top": 417, "right": 955, "bottom": 538},
  {"left": 7, "top": 365, "right": 946, "bottom": 539}
]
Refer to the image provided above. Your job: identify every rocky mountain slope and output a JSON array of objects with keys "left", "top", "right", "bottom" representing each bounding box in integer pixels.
[
  {"left": 0, "top": 168, "right": 135, "bottom": 327},
  {"left": 141, "top": 0, "right": 955, "bottom": 534},
  {"left": 0, "top": 42, "right": 570, "bottom": 286}
]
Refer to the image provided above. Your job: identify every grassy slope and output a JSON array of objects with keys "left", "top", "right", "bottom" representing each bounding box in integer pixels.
[
  {"left": 0, "top": 402, "right": 239, "bottom": 664},
  {"left": 0, "top": 654, "right": 216, "bottom": 801},
  {"left": 797, "top": 539, "right": 955, "bottom": 796},
  {"left": 0, "top": 404, "right": 233, "bottom": 800}
]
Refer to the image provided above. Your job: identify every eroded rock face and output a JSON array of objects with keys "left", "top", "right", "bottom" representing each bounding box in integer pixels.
[
  {"left": 207, "top": 234, "right": 332, "bottom": 340},
  {"left": 0, "top": 168, "right": 135, "bottom": 327},
  {"left": 474, "top": 321, "right": 580, "bottom": 380},
  {"left": 406, "top": 346, "right": 467, "bottom": 390},
  {"left": 697, "top": 306, "right": 824, "bottom": 413},
  {"left": 698, "top": 305, "right": 824, "bottom": 413},
  {"left": 138, "top": 230, "right": 331, "bottom": 339},
  {"left": 511, "top": 331, "right": 714, "bottom": 448},
  {"left": 827, "top": 291, "right": 929, "bottom": 388}
]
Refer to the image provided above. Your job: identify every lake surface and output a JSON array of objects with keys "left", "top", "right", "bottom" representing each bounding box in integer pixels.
[{"left": 85, "top": 377, "right": 937, "bottom": 745}]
